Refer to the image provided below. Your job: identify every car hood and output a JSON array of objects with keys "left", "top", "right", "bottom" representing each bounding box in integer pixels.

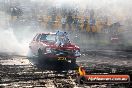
[{"left": 42, "top": 41, "right": 79, "bottom": 50}]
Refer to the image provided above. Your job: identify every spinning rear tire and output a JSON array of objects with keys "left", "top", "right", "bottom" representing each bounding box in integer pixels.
[
  {"left": 71, "top": 58, "right": 76, "bottom": 64},
  {"left": 38, "top": 48, "right": 43, "bottom": 57}
]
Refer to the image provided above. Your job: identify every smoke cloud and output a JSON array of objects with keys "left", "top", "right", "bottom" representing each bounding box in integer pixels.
[{"left": 0, "top": 0, "right": 132, "bottom": 56}]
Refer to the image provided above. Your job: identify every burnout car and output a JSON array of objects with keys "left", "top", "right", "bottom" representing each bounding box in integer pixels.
[{"left": 29, "top": 31, "right": 80, "bottom": 64}]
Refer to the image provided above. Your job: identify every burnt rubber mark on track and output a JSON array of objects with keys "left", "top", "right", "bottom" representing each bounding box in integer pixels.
[
  {"left": 0, "top": 65, "right": 82, "bottom": 88},
  {"left": 0, "top": 54, "right": 131, "bottom": 87}
]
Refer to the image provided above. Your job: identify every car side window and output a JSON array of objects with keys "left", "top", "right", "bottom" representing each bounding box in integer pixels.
[
  {"left": 36, "top": 34, "right": 41, "bottom": 41},
  {"left": 40, "top": 34, "right": 47, "bottom": 41},
  {"left": 33, "top": 34, "right": 38, "bottom": 41}
]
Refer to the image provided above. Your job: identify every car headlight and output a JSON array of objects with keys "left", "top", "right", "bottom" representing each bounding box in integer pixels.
[
  {"left": 75, "top": 50, "right": 81, "bottom": 56},
  {"left": 46, "top": 48, "right": 52, "bottom": 53}
]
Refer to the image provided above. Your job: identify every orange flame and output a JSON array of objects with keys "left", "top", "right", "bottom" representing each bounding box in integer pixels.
[{"left": 78, "top": 66, "right": 86, "bottom": 76}]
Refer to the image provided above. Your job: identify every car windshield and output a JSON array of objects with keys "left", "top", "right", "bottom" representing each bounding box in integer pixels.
[
  {"left": 40, "top": 33, "right": 70, "bottom": 44},
  {"left": 40, "top": 34, "right": 56, "bottom": 41}
]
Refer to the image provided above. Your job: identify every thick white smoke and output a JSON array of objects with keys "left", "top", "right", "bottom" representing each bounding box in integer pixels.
[
  {"left": 0, "top": 28, "right": 30, "bottom": 55},
  {"left": 0, "top": 0, "right": 132, "bottom": 55}
]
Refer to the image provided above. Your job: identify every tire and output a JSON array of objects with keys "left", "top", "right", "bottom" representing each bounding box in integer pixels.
[
  {"left": 71, "top": 58, "right": 76, "bottom": 64},
  {"left": 27, "top": 49, "right": 36, "bottom": 65},
  {"left": 71, "top": 58, "right": 76, "bottom": 69},
  {"left": 38, "top": 48, "right": 43, "bottom": 57}
]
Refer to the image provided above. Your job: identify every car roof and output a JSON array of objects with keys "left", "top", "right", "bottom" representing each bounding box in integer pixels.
[{"left": 37, "top": 32, "right": 56, "bottom": 35}]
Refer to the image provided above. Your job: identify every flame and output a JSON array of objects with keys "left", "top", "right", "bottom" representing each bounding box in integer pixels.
[{"left": 78, "top": 66, "right": 86, "bottom": 76}]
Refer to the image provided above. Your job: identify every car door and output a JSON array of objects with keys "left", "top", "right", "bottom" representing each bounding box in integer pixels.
[
  {"left": 29, "top": 34, "right": 38, "bottom": 53},
  {"left": 32, "top": 34, "right": 41, "bottom": 55}
]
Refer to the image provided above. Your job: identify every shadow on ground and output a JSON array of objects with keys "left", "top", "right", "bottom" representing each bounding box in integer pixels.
[{"left": 28, "top": 56, "right": 78, "bottom": 71}]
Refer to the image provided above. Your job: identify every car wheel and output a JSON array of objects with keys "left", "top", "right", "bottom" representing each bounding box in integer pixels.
[
  {"left": 38, "top": 48, "right": 43, "bottom": 57},
  {"left": 27, "top": 49, "right": 37, "bottom": 65},
  {"left": 71, "top": 58, "right": 76, "bottom": 64}
]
